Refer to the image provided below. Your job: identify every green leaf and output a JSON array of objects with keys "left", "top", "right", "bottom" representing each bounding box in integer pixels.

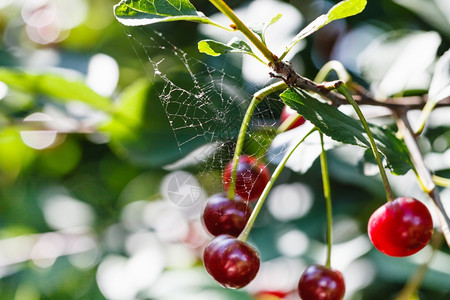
[
  {"left": 114, "top": 0, "right": 228, "bottom": 29},
  {"left": 281, "top": 0, "right": 366, "bottom": 58},
  {"left": 198, "top": 38, "right": 255, "bottom": 58},
  {"left": 280, "top": 88, "right": 413, "bottom": 175},
  {"left": 0, "top": 68, "right": 113, "bottom": 112},
  {"left": 327, "top": 0, "right": 367, "bottom": 21}
]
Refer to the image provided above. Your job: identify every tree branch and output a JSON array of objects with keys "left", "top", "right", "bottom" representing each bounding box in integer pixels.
[{"left": 270, "top": 61, "right": 450, "bottom": 110}]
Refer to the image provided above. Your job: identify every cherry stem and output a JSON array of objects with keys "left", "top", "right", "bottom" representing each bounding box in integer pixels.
[
  {"left": 314, "top": 62, "right": 393, "bottom": 202},
  {"left": 314, "top": 60, "right": 351, "bottom": 84},
  {"left": 208, "top": 0, "right": 276, "bottom": 63},
  {"left": 336, "top": 85, "right": 395, "bottom": 202},
  {"left": 432, "top": 175, "right": 450, "bottom": 187},
  {"left": 319, "top": 132, "right": 333, "bottom": 268},
  {"left": 414, "top": 100, "right": 436, "bottom": 135},
  {"left": 227, "top": 81, "right": 288, "bottom": 200},
  {"left": 238, "top": 127, "right": 317, "bottom": 242}
]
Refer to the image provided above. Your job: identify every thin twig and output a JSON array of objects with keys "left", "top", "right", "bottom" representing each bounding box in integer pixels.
[{"left": 396, "top": 110, "right": 450, "bottom": 248}]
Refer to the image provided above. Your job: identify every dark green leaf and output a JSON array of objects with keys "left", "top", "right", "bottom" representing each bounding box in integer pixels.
[
  {"left": 0, "top": 68, "right": 112, "bottom": 112},
  {"left": 114, "top": 0, "right": 228, "bottom": 29},
  {"left": 280, "top": 88, "right": 413, "bottom": 174}
]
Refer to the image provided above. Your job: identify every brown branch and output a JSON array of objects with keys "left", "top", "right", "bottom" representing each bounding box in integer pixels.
[
  {"left": 270, "top": 61, "right": 450, "bottom": 110},
  {"left": 270, "top": 61, "right": 347, "bottom": 106}
]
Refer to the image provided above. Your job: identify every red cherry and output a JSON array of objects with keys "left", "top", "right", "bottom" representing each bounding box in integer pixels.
[
  {"left": 202, "top": 193, "right": 251, "bottom": 237},
  {"left": 298, "top": 265, "right": 345, "bottom": 300},
  {"left": 203, "top": 234, "right": 260, "bottom": 289},
  {"left": 280, "top": 105, "right": 305, "bottom": 130},
  {"left": 368, "top": 197, "right": 433, "bottom": 257},
  {"left": 223, "top": 155, "right": 270, "bottom": 202}
]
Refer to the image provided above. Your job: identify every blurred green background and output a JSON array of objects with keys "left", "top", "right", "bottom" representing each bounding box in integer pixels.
[{"left": 0, "top": 0, "right": 449, "bottom": 299}]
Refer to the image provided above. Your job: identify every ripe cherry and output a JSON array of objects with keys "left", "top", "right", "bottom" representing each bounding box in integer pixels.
[
  {"left": 202, "top": 193, "right": 251, "bottom": 237},
  {"left": 223, "top": 155, "right": 270, "bottom": 202},
  {"left": 298, "top": 265, "right": 345, "bottom": 300},
  {"left": 280, "top": 105, "right": 305, "bottom": 130},
  {"left": 368, "top": 197, "right": 433, "bottom": 257},
  {"left": 203, "top": 234, "right": 260, "bottom": 289}
]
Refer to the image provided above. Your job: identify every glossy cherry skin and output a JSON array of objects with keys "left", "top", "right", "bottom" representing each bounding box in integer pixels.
[
  {"left": 298, "top": 265, "right": 345, "bottom": 300},
  {"left": 223, "top": 155, "right": 270, "bottom": 202},
  {"left": 368, "top": 197, "right": 433, "bottom": 257},
  {"left": 280, "top": 105, "right": 306, "bottom": 130},
  {"left": 203, "top": 234, "right": 260, "bottom": 289},
  {"left": 202, "top": 193, "right": 251, "bottom": 237}
]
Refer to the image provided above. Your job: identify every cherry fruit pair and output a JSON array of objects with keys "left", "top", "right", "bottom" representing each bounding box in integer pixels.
[{"left": 202, "top": 155, "right": 269, "bottom": 289}]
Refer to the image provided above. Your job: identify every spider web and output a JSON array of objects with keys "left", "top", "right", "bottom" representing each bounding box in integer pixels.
[{"left": 123, "top": 26, "right": 287, "bottom": 172}]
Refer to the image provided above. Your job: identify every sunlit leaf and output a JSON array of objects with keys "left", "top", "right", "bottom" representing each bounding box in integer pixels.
[
  {"left": 359, "top": 30, "right": 441, "bottom": 99},
  {"left": 0, "top": 68, "right": 113, "bottom": 112},
  {"left": 414, "top": 49, "right": 450, "bottom": 133},
  {"left": 198, "top": 38, "right": 255, "bottom": 58},
  {"left": 281, "top": 0, "right": 367, "bottom": 58},
  {"left": 250, "top": 13, "right": 283, "bottom": 45},
  {"left": 428, "top": 49, "right": 450, "bottom": 104},
  {"left": 114, "top": 0, "right": 228, "bottom": 29},
  {"left": 394, "top": 0, "right": 450, "bottom": 38},
  {"left": 280, "top": 88, "right": 413, "bottom": 175}
]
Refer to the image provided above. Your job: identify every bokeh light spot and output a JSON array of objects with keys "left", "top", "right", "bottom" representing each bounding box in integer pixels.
[
  {"left": 20, "top": 112, "right": 57, "bottom": 150},
  {"left": 268, "top": 183, "right": 313, "bottom": 221},
  {"left": 277, "top": 229, "right": 309, "bottom": 257},
  {"left": 0, "top": 81, "right": 8, "bottom": 100},
  {"left": 86, "top": 54, "right": 119, "bottom": 97},
  {"left": 42, "top": 194, "right": 95, "bottom": 230}
]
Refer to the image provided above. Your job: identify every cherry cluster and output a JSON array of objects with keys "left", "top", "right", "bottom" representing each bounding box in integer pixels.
[
  {"left": 201, "top": 105, "right": 434, "bottom": 299},
  {"left": 201, "top": 105, "right": 301, "bottom": 290}
]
